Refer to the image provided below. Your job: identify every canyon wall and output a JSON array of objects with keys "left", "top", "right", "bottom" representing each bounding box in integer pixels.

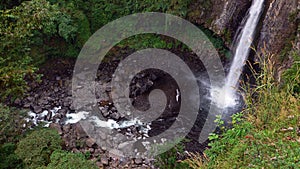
[
  {"left": 188, "top": 0, "right": 299, "bottom": 79},
  {"left": 257, "top": 0, "right": 299, "bottom": 57},
  {"left": 188, "top": 0, "right": 252, "bottom": 45}
]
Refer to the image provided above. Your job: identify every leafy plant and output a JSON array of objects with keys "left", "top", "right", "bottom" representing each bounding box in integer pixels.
[
  {"left": 0, "top": 104, "right": 28, "bottom": 144},
  {"left": 43, "top": 150, "right": 97, "bottom": 169},
  {"left": 15, "top": 128, "right": 62, "bottom": 169},
  {"left": 154, "top": 138, "right": 190, "bottom": 169},
  {"left": 0, "top": 143, "right": 24, "bottom": 169},
  {"left": 0, "top": 0, "right": 62, "bottom": 100}
]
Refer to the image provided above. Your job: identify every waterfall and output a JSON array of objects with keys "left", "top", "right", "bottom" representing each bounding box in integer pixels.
[{"left": 211, "top": 0, "right": 265, "bottom": 108}]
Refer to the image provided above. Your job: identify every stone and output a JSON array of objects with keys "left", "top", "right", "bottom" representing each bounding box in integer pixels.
[
  {"left": 31, "top": 105, "right": 42, "bottom": 114},
  {"left": 86, "top": 138, "right": 96, "bottom": 147},
  {"left": 26, "top": 97, "right": 34, "bottom": 102},
  {"left": 102, "top": 107, "right": 110, "bottom": 117},
  {"left": 88, "top": 148, "right": 94, "bottom": 153},
  {"left": 72, "top": 148, "right": 80, "bottom": 153},
  {"left": 134, "top": 158, "right": 143, "bottom": 165},
  {"left": 100, "top": 156, "right": 109, "bottom": 165},
  {"left": 49, "top": 123, "right": 63, "bottom": 135},
  {"left": 46, "top": 111, "right": 52, "bottom": 121},
  {"left": 75, "top": 123, "right": 87, "bottom": 139},
  {"left": 23, "top": 103, "right": 30, "bottom": 108},
  {"left": 96, "top": 161, "right": 103, "bottom": 167},
  {"left": 14, "top": 98, "right": 21, "bottom": 105},
  {"left": 109, "top": 149, "right": 124, "bottom": 160},
  {"left": 57, "top": 107, "right": 68, "bottom": 115},
  {"left": 63, "top": 124, "right": 71, "bottom": 132},
  {"left": 110, "top": 112, "right": 120, "bottom": 120}
]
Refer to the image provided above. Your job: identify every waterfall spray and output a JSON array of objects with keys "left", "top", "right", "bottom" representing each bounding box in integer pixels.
[{"left": 211, "top": 0, "right": 265, "bottom": 109}]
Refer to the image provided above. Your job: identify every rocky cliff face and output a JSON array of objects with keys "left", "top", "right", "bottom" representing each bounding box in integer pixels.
[
  {"left": 188, "top": 0, "right": 298, "bottom": 54},
  {"left": 256, "top": 0, "right": 299, "bottom": 80},
  {"left": 188, "top": 0, "right": 252, "bottom": 45},
  {"left": 257, "top": 0, "right": 299, "bottom": 57}
]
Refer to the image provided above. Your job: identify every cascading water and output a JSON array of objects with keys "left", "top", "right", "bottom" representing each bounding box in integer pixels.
[{"left": 211, "top": 0, "right": 265, "bottom": 109}]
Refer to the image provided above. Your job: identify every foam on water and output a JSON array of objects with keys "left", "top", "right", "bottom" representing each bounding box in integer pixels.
[
  {"left": 210, "top": 86, "right": 237, "bottom": 109},
  {"left": 65, "top": 111, "right": 89, "bottom": 124},
  {"left": 65, "top": 111, "right": 151, "bottom": 134}
]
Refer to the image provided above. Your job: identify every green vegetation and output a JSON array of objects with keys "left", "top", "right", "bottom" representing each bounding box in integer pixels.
[
  {"left": 0, "top": 104, "right": 28, "bottom": 144},
  {"left": 42, "top": 150, "right": 97, "bottom": 169},
  {"left": 182, "top": 51, "right": 300, "bottom": 168},
  {"left": 0, "top": 0, "right": 73, "bottom": 100},
  {"left": 0, "top": 123, "right": 97, "bottom": 169},
  {"left": 1, "top": 1, "right": 298, "bottom": 168},
  {"left": 1, "top": 0, "right": 208, "bottom": 101},
  {"left": 15, "top": 128, "right": 63, "bottom": 168},
  {"left": 282, "top": 50, "right": 300, "bottom": 93},
  {"left": 0, "top": 143, "right": 24, "bottom": 169},
  {"left": 154, "top": 139, "right": 190, "bottom": 169}
]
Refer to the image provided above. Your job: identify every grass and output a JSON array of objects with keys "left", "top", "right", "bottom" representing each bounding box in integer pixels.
[{"left": 182, "top": 50, "right": 300, "bottom": 168}]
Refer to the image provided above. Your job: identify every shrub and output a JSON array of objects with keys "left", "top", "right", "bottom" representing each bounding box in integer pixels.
[
  {"left": 0, "top": 0, "right": 61, "bottom": 100},
  {"left": 154, "top": 139, "right": 190, "bottom": 169},
  {"left": 44, "top": 150, "right": 97, "bottom": 169},
  {"left": 0, "top": 0, "right": 79, "bottom": 100},
  {"left": 15, "top": 128, "right": 62, "bottom": 169},
  {"left": 0, "top": 104, "right": 28, "bottom": 144},
  {"left": 0, "top": 143, "right": 24, "bottom": 169}
]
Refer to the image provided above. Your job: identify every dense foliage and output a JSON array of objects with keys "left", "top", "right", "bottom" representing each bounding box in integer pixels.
[
  {"left": 0, "top": 0, "right": 70, "bottom": 100},
  {"left": 42, "top": 150, "right": 97, "bottom": 169},
  {"left": 15, "top": 128, "right": 62, "bottom": 168},
  {"left": 183, "top": 51, "right": 300, "bottom": 168},
  {"left": 0, "top": 104, "right": 28, "bottom": 144},
  {"left": 0, "top": 0, "right": 198, "bottom": 101},
  {"left": 1, "top": 0, "right": 298, "bottom": 168},
  {"left": 0, "top": 143, "right": 23, "bottom": 169}
]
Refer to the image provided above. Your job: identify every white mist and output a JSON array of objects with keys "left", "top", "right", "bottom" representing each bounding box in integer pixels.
[{"left": 211, "top": 0, "right": 265, "bottom": 108}]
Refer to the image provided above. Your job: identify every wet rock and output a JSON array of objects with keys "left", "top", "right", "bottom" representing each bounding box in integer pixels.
[
  {"left": 187, "top": 0, "right": 251, "bottom": 43},
  {"left": 110, "top": 112, "right": 120, "bottom": 120},
  {"left": 45, "top": 111, "right": 52, "bottom": 121},
  {"left": 211, "top": 0, "right": 251, "bottom": 36},
  {"left": 57, "top": 107, "right": 68, "bottom": 116},
  {"left": 101, "top": 107, "right": 110, "bottom": 117}
]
